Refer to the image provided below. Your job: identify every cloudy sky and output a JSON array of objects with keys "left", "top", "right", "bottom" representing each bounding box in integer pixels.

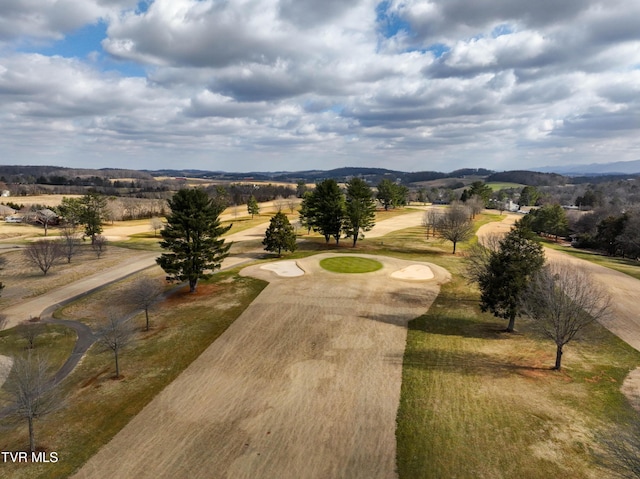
[{"left": 0, "top": 0, "right": 639, "bottom": 172}]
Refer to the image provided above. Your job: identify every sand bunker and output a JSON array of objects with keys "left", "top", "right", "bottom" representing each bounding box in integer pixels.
[
  {"left": 260, "top": 260, "right": 305, "bottom": 277},
  {"left": 0, "top": 355, "right": 12, "bottom": 388},
  {"left": 391, "top": 264, "right": 434, "bottom": 280}
]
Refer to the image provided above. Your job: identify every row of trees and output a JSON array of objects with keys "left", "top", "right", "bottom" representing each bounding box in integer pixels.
[
  {"left": 572, "top": 207, "right": 640, "bottom": 258},
  {"left": 300, "top": 178, "right": 377, "bottom": 246}
]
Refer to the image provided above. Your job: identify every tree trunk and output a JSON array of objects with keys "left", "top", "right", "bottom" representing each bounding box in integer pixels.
[
  {"left": 28, "top": 416, "right": 35, "bottom": 453},
  {"left": 452, "top": 241, "right": 457, "bottom": 254},
  {"left": 506, "top": 316, "right": 515, "bottom": 333},
  {"left": 145, "top": 309, "right": 150, "bottom": 331},
  {"left": 189, "top": 278, "right": 197, "bottom": 293},
  {"left": 352, "top": 236, "right": 357, "bottom": 247},
  {"left": 553, "top": 345, "right": 563, "bottom": 370},
  {"left": 114, "top": 349, "right": 120, "bottom": 378}
]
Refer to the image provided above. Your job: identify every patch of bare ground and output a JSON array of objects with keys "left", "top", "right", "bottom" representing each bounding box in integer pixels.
[
  {"left": 0, "top": 354, "right": 12, "bottom": 388},
  {"left": 622, "top": 368, "right": 640, "bottom": 413},
  {"left": 72, "top": 254, "right": 450, "bottom": 479}
]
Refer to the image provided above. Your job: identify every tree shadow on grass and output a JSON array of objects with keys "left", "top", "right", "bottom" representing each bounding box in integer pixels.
[
  {"left": 400, "top": 347, "right": 553, "bottom": 379},
  {"left": 409, "top": 314, "right": 513, "bottom": 341}
]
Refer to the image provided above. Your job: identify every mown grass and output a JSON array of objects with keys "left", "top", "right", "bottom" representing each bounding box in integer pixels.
[
  {"left": 0, "top": 324, "right": 77, "bottom": 376},
  {"left": 291, "top": 212, "right": 640, "bottom": 476},
  {"left": 221, "top": 213, "right": 274, "bottom": 236},
  {"left": 0, "top": 271, "right": 267, "bottom": 479},
  {"left": 543, "top": 240, "right": 640, "bottom": 281},
  {"left": 2, "top": 209, "right": 636, "bottom": 478},
  {"left": 319, "top": 256, "right": 383, "bottom": 273},
  {"left": 486, "top": 182, "right": 525, "bottom": 191},
  {"left": 395, "top": 242, "right": 640, "bottom": 478}
]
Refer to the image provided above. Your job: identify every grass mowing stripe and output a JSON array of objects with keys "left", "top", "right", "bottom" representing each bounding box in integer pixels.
[{"left": 396, "top": 268, "right": 640, "bottom": 478}]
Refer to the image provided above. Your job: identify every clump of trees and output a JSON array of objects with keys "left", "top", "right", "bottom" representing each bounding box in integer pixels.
[
  {"left": 299, "top": 178, "right": 377, "bottom": 246},
  {"left": 460, "top": 181, "right": 493, "bottom": 206},
  {"left": 572, "top": 208, "right": 640, "bottom": 258},
  {"left": 59, "top": 192, "right": 108, "bottom": 244},
  {"left": 376, "top": 178, "right": 408, "bottom": 210},
  {"left": 520, "top": 204, "right": 569, "bottom": 241},
  {"left": 300, "top": 179, "right": 345, "bottom": 244}
]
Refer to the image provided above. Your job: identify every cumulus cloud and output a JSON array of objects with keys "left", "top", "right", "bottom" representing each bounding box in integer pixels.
[
  {"left": 0, "top": 0, "right": 137, "bottom": 42},
  {"left": 0, "top": 0, "right": 638, "bottom": 171}
]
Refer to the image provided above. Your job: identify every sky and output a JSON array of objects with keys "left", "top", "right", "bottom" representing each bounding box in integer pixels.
[{"left": 0, "top": 0, "right": 639, "bottom": 173}]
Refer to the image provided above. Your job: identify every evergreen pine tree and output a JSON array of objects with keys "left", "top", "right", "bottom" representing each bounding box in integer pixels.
[{"left": 263, "top": 211, "right": 297, "bottom": 256}]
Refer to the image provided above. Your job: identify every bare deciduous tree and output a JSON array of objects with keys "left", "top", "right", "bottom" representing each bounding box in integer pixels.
[
  {"left": 437, "top": 202, "right": 474, "bottom": 254},
  {"left": 466, "top": 195, "right": 485, "bottom": 219},
  {"left": 16, "top": 322, "right": 45, "bottom": 349},
  {"left": 273, "top": 195, "right": 287, "bottom": 213},
  {"left": 128, "top": 278, "right": 163, "bottom": 331},
  {"left": 464, "top": 232, "right": 503, "bottom": 285},
  {"left": 24, "top": 240, "right": 62, "bottom": 275},
  {"left": 59, "top": 224, "right": 80, "bottom": 263},
  {"left": 149, "top": 217, "right": 163, "bottom": 237},
  {"left": 38, "top": 209, "right": 58, "bottom": 236},
  {"left": 522, "top": 262, "right": 610, "bottom": 370},
  {"left": 96, "top": 313, "right": 135, "bottom": 378},
  {"left": 422, "top": 208, "right": 442, "bottom": 239},
  {"left": 4, "top": 352, "right": 60, "bottom": 453},
  {"left": 92, "top": 234, "right": 107, "bottom": 258},
  {"left": 287, "top": 195, "right": 298, "bottom": 214}
]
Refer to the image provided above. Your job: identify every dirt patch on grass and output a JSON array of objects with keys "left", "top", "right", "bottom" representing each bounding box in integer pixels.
[
  {"left": 73, "top": 254, "right": 450, "bottom": 479},
  {"left": 0, "top": 354, "right": 12, "bottom": 388},
  {"left": 622, "top": 367, "right": 640, "bottom": 413}
]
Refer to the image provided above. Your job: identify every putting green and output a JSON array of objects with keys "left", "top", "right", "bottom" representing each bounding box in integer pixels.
[{"left": 319, "top": 256, "right": 383, "bottom": 274}]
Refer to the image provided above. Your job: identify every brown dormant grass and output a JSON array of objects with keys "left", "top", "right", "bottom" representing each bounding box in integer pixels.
[{"left": 72, "top": 254, "right": 450, "bottom": 479}]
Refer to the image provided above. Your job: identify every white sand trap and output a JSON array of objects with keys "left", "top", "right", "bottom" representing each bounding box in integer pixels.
[
  {"left": 260, "top": 260, "right": 304, "bottom": 277},
  {"left": 0, "top": 355, "right": 13, "bottom": 388},
  {"left": 391, "top": 264, "right": 434, "bottom": 280}
]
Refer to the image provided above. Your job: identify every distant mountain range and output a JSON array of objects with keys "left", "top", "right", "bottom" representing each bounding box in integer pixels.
[{"left": 533, "top": 160, "right": 640, "bottom": 176}]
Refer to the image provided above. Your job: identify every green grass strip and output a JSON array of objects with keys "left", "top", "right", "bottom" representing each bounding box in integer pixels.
[{"left": 319, "top": 256, "right": 383, "bottom": 273}]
